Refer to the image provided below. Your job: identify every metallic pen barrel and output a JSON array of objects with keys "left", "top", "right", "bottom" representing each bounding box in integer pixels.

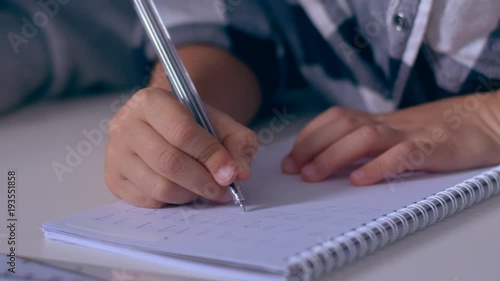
[{"left": 133, "top": 0, "right": 247, "bottom": 211}]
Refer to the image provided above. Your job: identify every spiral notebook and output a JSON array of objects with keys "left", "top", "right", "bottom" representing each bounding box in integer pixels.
[{"left": 42, "top": 137, "right": 500, "bottom": 281}]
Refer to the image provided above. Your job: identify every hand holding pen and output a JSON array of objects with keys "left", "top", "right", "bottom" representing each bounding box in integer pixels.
[{"left": 103, "top": 1, "right": 261, "bottom": 210}]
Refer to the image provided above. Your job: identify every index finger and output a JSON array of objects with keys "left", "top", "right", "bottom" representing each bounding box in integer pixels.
[{"left": 133, "top": 88, "right": 238, "bottom": 186}]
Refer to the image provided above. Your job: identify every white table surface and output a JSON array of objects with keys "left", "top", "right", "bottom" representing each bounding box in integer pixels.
[{"left": 0, "top": 92, "right": 499, "bottom": 281}]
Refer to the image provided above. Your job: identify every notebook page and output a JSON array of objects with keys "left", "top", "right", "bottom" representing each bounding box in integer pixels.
[{"left": 43, "top": 137, "right": 491, "bottom": 273}]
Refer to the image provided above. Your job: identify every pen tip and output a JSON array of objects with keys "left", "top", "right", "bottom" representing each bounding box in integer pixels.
[{"left": 239, "top": 202, "right": 247, "bottom": 212}]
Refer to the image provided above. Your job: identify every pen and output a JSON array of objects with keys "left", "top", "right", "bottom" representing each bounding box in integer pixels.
[{"left": 132, "top": 0, "right": 247, "bottom": 211}]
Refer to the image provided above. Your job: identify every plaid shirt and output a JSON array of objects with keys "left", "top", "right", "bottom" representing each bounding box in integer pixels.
[
  {"left": 151, "top": 0, "right": 500, "bottom": 112},
  {"left": 2, "top": 1, "right": 499, "bottom": 114}
]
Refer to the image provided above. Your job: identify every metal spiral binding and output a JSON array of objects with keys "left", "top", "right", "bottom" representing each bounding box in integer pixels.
[{"left": 286, "top": 167, "right": 500, "bottom": 281}]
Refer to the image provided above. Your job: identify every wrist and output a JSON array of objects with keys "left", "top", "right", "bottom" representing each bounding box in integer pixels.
[
  {"left": 148, "top": 45, "right": 261, "bottom": 124},
  {"left": 476, "top": 90, "right": 500, "bottom": 144}
]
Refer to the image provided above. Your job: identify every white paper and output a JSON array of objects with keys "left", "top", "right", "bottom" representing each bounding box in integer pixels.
[{"left": 42, "top": 137, "right": 492, "bottom": 275}]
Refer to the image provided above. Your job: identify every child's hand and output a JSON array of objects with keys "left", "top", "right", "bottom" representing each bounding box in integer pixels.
[
  {"left": 104, "top": 88, "right": 259, "bottom": 208},
  {"left": 282, "top": 93, "right": 500, "bottom": 185}
]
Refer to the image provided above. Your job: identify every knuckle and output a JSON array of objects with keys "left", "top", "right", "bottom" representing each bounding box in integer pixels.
[
  {"left": 202, "top": 181, "right": 225, "bottom": 200},
  {"left": 399, "top": 141, "right": 418, "bottom": 155},
  {"left": 358, "top": 125, "right": 380, "bottom": 142},
  {"left": 372, "top": 158, "right": 389, "bottom": 175},
  {"left": 108, "top": 116, "right": 125, "bottom": 134},
  {"left": 243, "top": 130, "right": 259, "bottom": 145},
  {"left": 341, "top": 116, "right": 359, "bottom": 131},
  {"left": 198, "top": 141, "right": 223, "bottom": 164},
  {"left": 327, "top": 106, "right": 346, "bottom": 118},
  {"left": 171, "top": 119, "right": 197, "bottom": 144},
  {"left": 109, "top": 108, "right": 135, "bottom": 134},
  {"left": 131, "top": 88, "right": 152, "bottom": 102},
  {"left": 135, "top": 88, "right": 157, "bottom": 106},
  {"left": 134, "top": 162, "right": 150, "bottom": 181},
  {"left": 339, "top": 116, "right": 359, "bottom": 131},
  {"left": 152, "top": 178, "right": 176, "bottom": 201},
  {"left": 311, "top": 160, "right": 326, "bottom": 177},
  {"left": 236, "top": 131, "right": 260, "bottom": 157},
  {"left": 157, "top": 149, "right": 184, "bottom": 176}
]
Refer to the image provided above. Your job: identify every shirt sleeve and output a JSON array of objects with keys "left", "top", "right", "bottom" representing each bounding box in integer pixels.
[
  {"left": 0, "top": 1, "right": 151, "bottom": 115},
  {"left": 145, "top": 0, "right": 285, "bottom": 96},
  {"left": 0, "top": 2, "right": 50, "bottom": 114}
]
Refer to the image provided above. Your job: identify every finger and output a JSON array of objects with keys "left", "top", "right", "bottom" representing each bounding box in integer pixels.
[
  {"left": 120, "top": 153, "right": 197, "bottom": 205},
  {"left": 294, "top": 107, "right": 363, "bottom": 144},
  {"left": 104, "top": 144, "right": 126, "bottom": 201},
  {"left": 350, "top": 141, "right": 422, "bottom": 186},
  {"left": 283, "top": 115, "right": 368, "bottom": 174},
  {"left": 208, "top": 106, "right": 260, "bottom": 181},
  {"left": 104, "top": 153, "right": 165, "bottom": 208},
  {"left": 301, "top": 126, "right": 403, "bottom": 182},
  {"left": 122, "top": 120, "right": 229, "bottom": 201},
  {"left": 112, "top": 178, "right": 167, "bottom": 208},
  {"left": 134, "top": 88, "right": 238, "bottom": 186}
]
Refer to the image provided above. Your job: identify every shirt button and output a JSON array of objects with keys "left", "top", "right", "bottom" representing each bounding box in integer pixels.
[{"left": 393, "top": 12, "right": 409, "bottom": 31}]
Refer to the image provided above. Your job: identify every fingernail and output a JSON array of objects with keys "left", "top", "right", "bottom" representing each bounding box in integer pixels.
[
  {"left": 302, "top": 164, "right": 318, "bottom": 179},
  {"left": 220, "top": 192, "right": 232, "bottom": 203},
  {"left": 282, "top": 155, "right": 299, "bottom": 174},
  {"left": 352, "top": 169, "right": 365, "bottom": 181},
  {"left": 216, "top": 163, "right": 236, "bottom": 184}
]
